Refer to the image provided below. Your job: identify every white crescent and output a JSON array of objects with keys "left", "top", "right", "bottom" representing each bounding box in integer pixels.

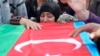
[{"left": 14, "top": 38, "right": 82, "bottom": 53}]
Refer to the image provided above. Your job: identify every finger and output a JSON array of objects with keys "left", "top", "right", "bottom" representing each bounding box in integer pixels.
[
  {"left": 32, "top": 24, "right": 41, "bottom": 30},
  {"left": 31, "top": 24, "right": 37, "bottom": 30},
  {"left": 95, "top": 29, "right": 100, "bottom": 38},
  {"left": 90, "top": 29, "right": 100, "bottom": 40},
  {"left": 26, "top": 25, "right": 30, "bottom": 30},
  {"left": 35, "top": 23, "right": 42, "bottom": 29},
  {"left": 33, "top": 23, "right": 42, "bottom": 30},
  {"left": 70, "top": 29, "right": 81, "bottom": 38},
  {"left": 90, "top": 32, "right": 98, "bottom": 41},
  {"left": 90, "top": 32, "right": 95, "bottom": 39},
  {"left": 37, "top": 24, "right": 42, "bottom": 30}
]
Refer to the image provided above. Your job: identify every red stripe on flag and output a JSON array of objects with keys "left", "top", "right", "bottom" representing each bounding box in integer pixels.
[{"left": 7, "top": 22, "right": 91, "bottom": 56}]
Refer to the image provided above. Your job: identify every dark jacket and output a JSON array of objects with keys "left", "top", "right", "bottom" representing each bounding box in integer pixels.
[
  {"left": 25, "top": 0, "right": 53, "bottom": 19},
  {"left": 25, "top": 0, "right": 38, "bottom": 19}
]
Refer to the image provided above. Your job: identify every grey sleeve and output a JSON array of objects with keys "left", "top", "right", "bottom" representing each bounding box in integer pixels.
[
  {"left": 15, "top": 0, "right": 28, "bottom": 18},
  {"left": 10, "top": 0, "right": 28, "bottom": 18},
  {"left": 2, "top": 0, "right": 11, "bottom": 24}
]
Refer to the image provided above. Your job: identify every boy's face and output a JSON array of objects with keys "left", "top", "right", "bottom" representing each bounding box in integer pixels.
[{"left": 40, "top": 12, "right": 55, "bottom": 23}]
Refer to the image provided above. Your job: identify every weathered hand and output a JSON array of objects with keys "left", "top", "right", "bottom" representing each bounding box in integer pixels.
[{"left": 70, "top": 23, "right": 100, "bottom": 38}]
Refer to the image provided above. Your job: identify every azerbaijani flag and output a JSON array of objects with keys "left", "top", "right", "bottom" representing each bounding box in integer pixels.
[{"left": 0, "top": 22, "right": 99, "bottom": 56}]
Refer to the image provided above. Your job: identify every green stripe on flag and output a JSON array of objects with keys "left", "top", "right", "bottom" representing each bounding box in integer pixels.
[{"left": 0, "top": 24, "right": 25, "bottom": 56}]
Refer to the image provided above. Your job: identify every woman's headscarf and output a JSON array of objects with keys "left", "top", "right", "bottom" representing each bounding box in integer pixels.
[{"left": 37, "top": 1, "right": 61, "bottom": 22}]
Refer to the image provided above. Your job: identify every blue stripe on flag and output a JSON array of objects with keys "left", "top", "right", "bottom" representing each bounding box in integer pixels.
[{"left": 74, "top": 22, "right": 99, "bottom": 56}]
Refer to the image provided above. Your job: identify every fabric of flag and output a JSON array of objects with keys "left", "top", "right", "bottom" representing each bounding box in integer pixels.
[{"left": 0, "top": 22, "right": 99, "bottom": 56}]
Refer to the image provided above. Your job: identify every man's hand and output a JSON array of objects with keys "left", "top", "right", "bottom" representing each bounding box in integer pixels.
[
  {"left": 66, "top": 0, "right": 86, "bottom": 13},
  {"left": 70, "top": 23, "right": 100, "bottom": 40}
]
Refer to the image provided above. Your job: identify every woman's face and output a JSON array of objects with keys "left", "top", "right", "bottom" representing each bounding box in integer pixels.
[{"left": 40, "top": 12, "right": 55, "bottom": 23}]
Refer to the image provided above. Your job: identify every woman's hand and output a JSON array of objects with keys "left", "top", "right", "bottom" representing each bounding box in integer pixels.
[{"left": 20, "top": 18, "right": 42, "bottom": 30}]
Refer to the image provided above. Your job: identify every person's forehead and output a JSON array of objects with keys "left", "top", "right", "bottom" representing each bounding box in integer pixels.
[{"left": 42, "top": 12, "right": 53, "bottom": 15}]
